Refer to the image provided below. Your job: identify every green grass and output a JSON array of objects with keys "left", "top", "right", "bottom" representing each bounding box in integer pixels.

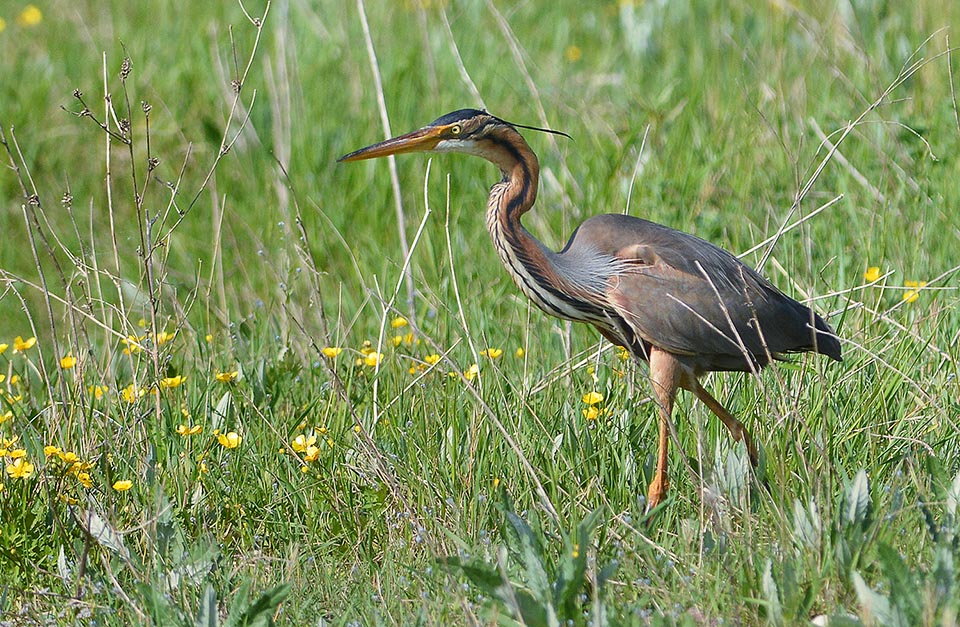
[{"left": 1, "top": 0, "right": 959, "bottom": 624}]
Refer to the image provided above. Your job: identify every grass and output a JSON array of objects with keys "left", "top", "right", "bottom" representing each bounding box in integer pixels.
[{"left": 1, "top": 0, "right": 959, "bottom": 624}]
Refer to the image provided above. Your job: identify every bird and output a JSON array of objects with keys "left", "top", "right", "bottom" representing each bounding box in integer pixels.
[{"left": 339, "top": 108, "right": 841, "bottom": 510}]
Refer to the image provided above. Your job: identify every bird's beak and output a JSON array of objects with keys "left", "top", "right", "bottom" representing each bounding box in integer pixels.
[{"left": 338, "top": 125, "right": 445, "bottom": 162}]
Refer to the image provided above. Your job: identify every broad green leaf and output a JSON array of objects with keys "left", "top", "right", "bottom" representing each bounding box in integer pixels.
[
  {"left": 761, "top": 559, "right": 782, "bottom": 625},
  {"left": 845, "top": 470, "right": 870, "bottom": 527},
  {"left": 76, "top": 508, "right": 130, "bottom": 563},
  {"left": 196, "top": 584, "right": 218, "bottom": 627},
  {"left": 852, "top": 571, "right": 905, "bottom": 627}
]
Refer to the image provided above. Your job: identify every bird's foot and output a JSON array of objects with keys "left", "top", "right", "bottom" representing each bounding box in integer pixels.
[{"left": 645, "top": 476, "right": 669, "bottom": 512}]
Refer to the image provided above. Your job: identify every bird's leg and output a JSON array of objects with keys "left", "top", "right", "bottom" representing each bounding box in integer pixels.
[
  {"left": 690, "top": 382, "right": 759, "bottom": 467},
  {"left": 646, "top": 348, "right": 681, "bottom": 510}
]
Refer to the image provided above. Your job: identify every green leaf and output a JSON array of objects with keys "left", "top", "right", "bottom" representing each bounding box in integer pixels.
[
  {"left": 947, "top": 469, "right": 960, "bottom": 520},
  {"left": 225, "top": 583, "right": 290, "bottom": 627},
  {"left": 845, "top": 470, "right": 870, "bottom": 528},
  {"left": 851, "top": 571, "right": 906, "bottom": 627},
  {"left": 792, "top": 498, "right": 820, "bottom": 550},
  {"left": 196, "top": 584, "right": 218, "bottom": 627},
  {"left": 761, "top": 559, "right": 782, "bottom": 625},
  {"left": 76, "top": 508, "right": 131, "bottom": 563}
]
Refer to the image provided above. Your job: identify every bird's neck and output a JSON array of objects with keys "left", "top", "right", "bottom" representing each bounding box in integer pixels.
[{"left": 484, "top": 137, "right": 575, "bottom": 319}]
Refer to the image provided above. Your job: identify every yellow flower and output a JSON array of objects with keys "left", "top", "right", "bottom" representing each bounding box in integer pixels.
[
  {"left": 58, "top": 451, "right": 80, "bottom": 464},
  {"left": 205, "top": 333, "right": 214, "bottom": 343},
  {"left": 363, "top": 352, "right": 384, "bottom": 367},
  {"left": 424, "top": 354, "right": 441, "bottom": 366},
  {"left": 0, "top": 374, "right": 5, "bottom": 384},
  {"left": 121, "top": 383, "right": 144, "bottom": 403},
  {"left": 390, "top": 316, "right": 408, "bottom": 328},
  {"left": 60, "top": 354, "right": 77, "bottom": 369},
  {"left": 13, "top": 336, "right": 36, "bottom": 353},
  {"left": 564, "top": 45, "right": 583, "bottom": 63},
  {"left": 161, "top": 375, "right": 186, "bottom": 388},
  {"left": 217, "top": 431, "right": 242, "bottom": 449},
  {"left": 292, "top": 433, "right": 317, "bottom": 453},
  {"left": 326, "top": 438, "right": 334, "bottom": 449},
  {"left": 77, "top": 472, "right": 93, "bottom": 488},
  {"left": 352, "top": 424, "right": 361, "bottom": 434},
  {"left": 8, "top": 449, "right": 26, "bottom": 459},
  {"left": 515, "top": 347, "right": 525, "bottom": 358},
  {"left": 864, "top": 266, "right": 881, "bottom": 283},
  {"left": 122, "top": 335, "right": 144, "bottom": 354},
  {"left": 480, "top": 348, "right": 503, "bottom": 359},
  {"left": 463, "top": 363, "right": 480, "bottom": 381},
  {"left": 582, "top": 406, "right": 600, "bottom": 420},
  {"left": 304, "top": 445, "right": 321, "bottom": 462},
  {"left": 176, "top": 424, "right": 202, "bottom": 436},
  {"left": 215, "top": 370, "right": 239, "bottom": 383},
  {"left": 0, "top": 410, "right": 11, "bottom": 425},
  {"left": 112, "top": 479, "right": 133, "bottom": 492},
  {"left": 617, "top": 347, "right": 631, "bottom": 361},
  {"left": 321, "top": 346, "right": 342, "bottom": 359},
  {"left": 582, "top": 391, "right": 604, "bottom": 405},
  {"left": 902, "top": 280, "right": 927, "bottom": 303},
  {"left": 6, "top": 457, "right": 34, "bottom": 479},
  {"left": 17, "top": 5, "right": 42, "bottom": 27},
  {"left": 88, "top": 385, "right": 107, "bottom": 399},
  {"left": 9, "top": 375, "right": 19, "bottom": 386},
  {"left": 155, "top": 330, "right": 176, "bottom": 345},
  {"left": 392, "top": 335, "right": 404, "bottom": 347},
  {"left": 359, "top": 341, "right": 376, "bottom": 356},
  {"left": 43, "top": 445, "right": 62, "bottom": 457}
]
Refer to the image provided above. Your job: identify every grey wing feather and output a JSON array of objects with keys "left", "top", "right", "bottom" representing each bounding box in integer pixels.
[{"left": 564, "top": 214, "right": 840, "bottom": 371}]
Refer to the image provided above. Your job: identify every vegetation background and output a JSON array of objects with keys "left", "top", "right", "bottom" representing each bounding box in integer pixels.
[{"left": 0, "top": 0, "right": 958, "bottom": 624}]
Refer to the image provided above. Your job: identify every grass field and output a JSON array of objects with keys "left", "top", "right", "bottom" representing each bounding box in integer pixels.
[{"left": 1, "top": 0, "right": 960, "bottom": 624}]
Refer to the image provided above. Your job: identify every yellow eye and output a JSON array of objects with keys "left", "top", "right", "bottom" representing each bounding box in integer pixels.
[{"left": 449, "top": 124, "right": 462, "bottom": 136}]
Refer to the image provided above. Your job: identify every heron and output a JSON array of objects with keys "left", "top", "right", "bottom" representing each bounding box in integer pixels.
[{"left": 339, "top": 109, "right": 841, "bottom": 509}]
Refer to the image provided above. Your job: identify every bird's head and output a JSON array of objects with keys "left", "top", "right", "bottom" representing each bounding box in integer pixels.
[
  {"left": 338, "top": 109, "right": 569, "bottom": 169},
  {"left": 338, "top": 109, "right": 509, "bottom": 162}
]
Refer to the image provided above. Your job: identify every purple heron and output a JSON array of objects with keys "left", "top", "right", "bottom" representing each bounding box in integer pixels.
[{"left": 339, "top": 109, "right": 841, "bottom": 509}]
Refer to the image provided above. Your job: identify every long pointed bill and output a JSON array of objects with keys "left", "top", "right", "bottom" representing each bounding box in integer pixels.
[{"left": 338, "top": 126, "right": 445, "bottom": 162}]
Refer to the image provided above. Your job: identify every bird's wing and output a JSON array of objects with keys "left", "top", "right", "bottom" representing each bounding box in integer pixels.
[{"left": 564, "top": 214, "right": 826, "bottom": 368}]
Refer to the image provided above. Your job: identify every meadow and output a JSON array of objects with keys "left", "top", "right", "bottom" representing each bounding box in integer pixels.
[{"left": 1, "top": 0, "right": 959, "bottom": 624}]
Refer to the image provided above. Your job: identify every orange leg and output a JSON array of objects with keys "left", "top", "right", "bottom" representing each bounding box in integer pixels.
[
  {"left": 690, "top": 382, "right": 759, "bottom": 467},
  {"left": 646, "top": 348, "right": 681, "bottom": 510}
]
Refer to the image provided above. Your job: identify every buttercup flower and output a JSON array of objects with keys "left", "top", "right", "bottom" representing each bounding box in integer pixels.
[
  {"left": 60, "top": 354, "right": 77, "bottom": 369},
  {"left": 321, "top": 347, "right": 342, "bottom": 359},
  {"left": 112, "top": 479, "right": 133, "bottom": 492},
  {"left": 391, "top": 316, "right": 408, "bottom": 329},
  {"left": 902, "top": 280, "right": 928, "bottom": 303},
  {"left": 0, "top": 343, "right": 7, "bottom": 354},
  {"left": 582, "top": 391, "right": 604, "bottom": 405},
  {"left": 363, "top": 352, "right": 384, "bottom": 367},
  {"left": 463, "top": 363, "right": 480, "bottom": 381},
  {"left": 864, "top": 266, "right": 881, "bottom": 283},
  {"left": 217, "top": 431, "right": 242, "bottom": 449},
  {"left": 17, "top": 5, "right": 43, "bottom": 27},
  {"left": 292, "top": 433, "right": 317, "bottom": 453},
  {"left": 215, "top": 370, "right": 239, "bottom": 383},
  {"left": 480, "top": 348, "right": 503, "bottom": 359},
  {"left": 13, "top": 336, "right": 36, "bottom": 353},
  {"left": 424, "top": 354, "right": 441, "bottom": 366},
  {"left": 6, "top": 457, "right": 34, "bottom": 479},
  {"left": 161, "top": 375, "right": 186, "bottom": 388},
  {"left": 176, "top": 424, "right": 202, "bottom": 436},
  {"left": 304, "top": 445, "right": 321, "bottom": 462}
]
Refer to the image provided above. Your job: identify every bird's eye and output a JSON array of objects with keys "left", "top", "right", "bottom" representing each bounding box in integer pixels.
[{"left": 449, "top": 124, "right": 462, "bottom": 136}]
